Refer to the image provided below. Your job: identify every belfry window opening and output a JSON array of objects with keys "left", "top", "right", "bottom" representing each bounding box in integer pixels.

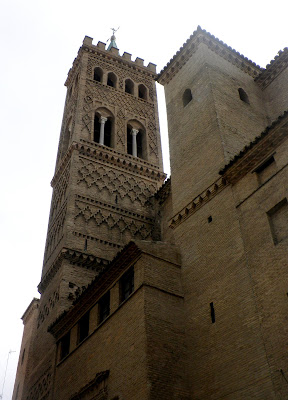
[
  {"left": 138, "top": 84, "right": 147, "bottom": 100},
  {"left": 107, "top": 72, "right": 117, "bottom": 88},
  {"left": 94, "top": 114, "right": 112, "bottom": 147},
  {"left": 125, "top": 79, "right": 134, "bottom": 95},
  {"left": 93, "top": 67, "right": 103, "bottom": 82}
]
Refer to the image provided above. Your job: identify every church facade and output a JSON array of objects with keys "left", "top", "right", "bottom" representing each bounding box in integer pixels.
[{"left": 13, "top": 27, "right": 288, "bottom": 399}]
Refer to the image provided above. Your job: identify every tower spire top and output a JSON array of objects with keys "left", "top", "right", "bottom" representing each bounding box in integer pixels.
[{"left": 107, "top": 27, "right": 119, "bottom": 51}]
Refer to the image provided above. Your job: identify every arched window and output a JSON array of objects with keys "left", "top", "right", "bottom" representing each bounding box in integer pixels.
[
  {"left": 238, "top": 88, "right": 250, "bottom": 104},
  {"left": 93, "top": 67, "right": 103, "bottom": 82},
  {"left": 125, "top": 79, "right": 134, "bottom": 95},
  {"left": 183, "top": 89, "right": 193, "bottom": 107},
  {"left": 138, "top": 84, "right": 147, "bottom": 100},
  {"left": 127, "top": 122, "right": 145, "bottom": 159},
  {"left": 107, "top": 72, "right": 117, "bottom": 88},
  {"left": 94, "top": 112, "right": 113, "bottom": 148}
]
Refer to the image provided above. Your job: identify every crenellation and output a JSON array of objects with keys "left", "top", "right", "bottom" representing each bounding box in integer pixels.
[{"left": 14, "top": 28, "right": 288, "bottom": 400}]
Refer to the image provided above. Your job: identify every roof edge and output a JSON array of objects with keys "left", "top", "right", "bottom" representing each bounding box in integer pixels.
[{"left": 157, "top": 26, "right": 263, "bottom": 85}]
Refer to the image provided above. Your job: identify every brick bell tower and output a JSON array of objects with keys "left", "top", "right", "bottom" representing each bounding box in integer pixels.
[{"left": 13, "top": 33, "right": 165, "bottom": 400}]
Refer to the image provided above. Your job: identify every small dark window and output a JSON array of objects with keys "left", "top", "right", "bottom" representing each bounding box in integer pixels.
[
  {"left": 94, "top": 67, "right": 103, "bottom": 82},
  {"left": 210, "top": 302, "right": 215, "bottom": 323},
  {"left": 238, "top": 88, "right": 250, "bottom": 104},
  {"left": 125, "top": 79, "right": 134, "bottom": 94},
  {"left": 99, "top": 291, "right": 110, "bottom": 323},
  {"left": 107, "top": 72, "right": 117, "bottom": 88},
  {"left": 138, "top": 84, "right": 147, "bottom": 100},
  {"left": 208, "top": 216, "right": 212, "bottom": 223},
  {"left": 183, "top": 89, "right": 193, "bottom": 107},
  {"left": 255, "top": 156, "right": 275, "bottom": 174},
  {"left": 60, "top": 332, "right": 70, "bottom": 360},
  {"left": 78, "top": 312, "right": 90, "bottom": 343},
  {"left": 120, "top": 267, "right": 134, "bottom": 303}
]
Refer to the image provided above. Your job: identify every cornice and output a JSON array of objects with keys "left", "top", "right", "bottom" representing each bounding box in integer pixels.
[
  {"left": 38, "top": 247, "right": 109, "bottom": 294},
  {"left": 220, "top": 111, "right": 288, "bottom": 184},
  {"left": 169, "top": 177, "right": 228, "bottom": 230},
  {"left": 51, "top": 141, "right": 166, "bottom": 188},
  {"left": 77, "top": 139, "right": 165, "bottom": 180},
  {"left": 48, "top": 241, "right": 142, "bottom": 338},
  {"left": 157, "top": 26, "right": 262, "bottom": 85},
  {"left": 255, "top": 48, "right": 288, "bottom": 89},
  {"left": 21, "top": 298, "right": 40, "bottom": 324},
  {"left": 75, "top": 194, "right": 154, "bottom": 224}
]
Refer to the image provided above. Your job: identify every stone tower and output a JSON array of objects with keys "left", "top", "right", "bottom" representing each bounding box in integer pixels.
[
  {"left": 13, "top": 34, "right": 165, "bottom": 400},
  {"left": 157, "top": 27, "right": 288, "bottom": 398}
]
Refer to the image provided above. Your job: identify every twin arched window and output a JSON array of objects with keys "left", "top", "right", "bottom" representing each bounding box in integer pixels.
[
  {"left": 93, "top": 67, "right": 117, "bottom": 88},
  {"left": 92, "top": 112, "right": 146, "bottom": 159}
]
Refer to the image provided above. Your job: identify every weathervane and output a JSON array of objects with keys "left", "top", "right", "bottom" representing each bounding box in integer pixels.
[
  {"left": 111, "top": 27, "right": 120, "bottom": 37},
  {"left": 107, "top": 27, "right": 120, "bottom": 50}
]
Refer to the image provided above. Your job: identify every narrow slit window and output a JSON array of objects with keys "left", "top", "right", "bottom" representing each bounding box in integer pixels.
[
  {"left": 60, "top": 332, "right": 70, "bottom": 360},
  {"left": 78, "top": 312, "right": 90, "bottom": 343},
  {"left": 120, "top": 267, "right": 134, "bottom": 303},
  {"left": 99, "top": 291, "right": 110, "bottom": 323},
  {"left": 210, "top": 302, "right": 215, "bottom": 323}
]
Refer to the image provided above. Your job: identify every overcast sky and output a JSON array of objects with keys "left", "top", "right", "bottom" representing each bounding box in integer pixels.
[{"left": 1, "top": 0, "right": 287, "bottom": 398}]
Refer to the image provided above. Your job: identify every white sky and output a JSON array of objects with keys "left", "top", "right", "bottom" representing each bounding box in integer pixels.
[{"left": 1, "top": 0, "right": 287, "bottom": 398}]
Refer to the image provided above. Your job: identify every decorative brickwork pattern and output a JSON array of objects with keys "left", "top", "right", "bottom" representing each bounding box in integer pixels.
[
  {"left": 75, "top": 198, "right": 153, "bottom": 240},
  {"left": 116, "top": 108, "right": 126, "bottom": 151},
  {"left": 43, "top": 202, "right": 67, "bottom": 263},
  {"left": 84, "top": 81, "right": 159, "bottom": 159},
  {"left": 37, "top": 289, "right": 60, "bottom": 328},
  {"left": 49, "top": 163, "right": 70, "bottom": 221},
  {"left": 77, "top": 157, "right": 157, "bottom": 205},
  {"left": 27, "top": 368, "right": 52, "bottom": 400}
]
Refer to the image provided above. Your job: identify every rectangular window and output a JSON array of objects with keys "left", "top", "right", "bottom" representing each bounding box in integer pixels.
[
  {"left": 267, "top": 198, "right": 288, "bottom": 244},
  {"left": 254, "top": 155, "right": 276, "bottom": 184},
  {"left": 78, "top": 312, "right": 90, "bottom": 343},
  {"left": 60, "top": 331, "right": 70, "bottom": 360},
  {"left": 120, "top": 267, "right": 134, "bottom": 303},
  {"left": 98, "top": 291, "right": 110, "bottom": 323}
]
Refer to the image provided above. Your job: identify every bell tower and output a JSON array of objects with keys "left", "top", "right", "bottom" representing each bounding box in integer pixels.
[{"left": 13, "top": 34, "right": 165, "bottom": 400}]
